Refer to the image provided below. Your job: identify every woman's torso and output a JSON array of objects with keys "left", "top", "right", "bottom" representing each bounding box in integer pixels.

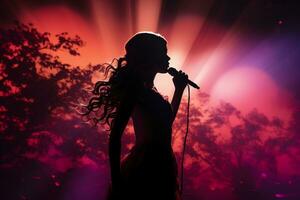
[
  {"left": 120, "top": 86, "right": 179, "bottom": 199},
  {"left": 131, "top": 86, "right": 173, "bottom": 149}
]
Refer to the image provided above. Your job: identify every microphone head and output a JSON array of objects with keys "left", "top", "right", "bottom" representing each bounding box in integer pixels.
[{"left": 167, "top": 67, "right": 178, "bottom": 76}]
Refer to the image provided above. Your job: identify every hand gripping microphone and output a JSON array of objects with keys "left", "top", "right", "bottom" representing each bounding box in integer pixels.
[{"left": 167, "top": 67, "right": 200, "bottom": 89}]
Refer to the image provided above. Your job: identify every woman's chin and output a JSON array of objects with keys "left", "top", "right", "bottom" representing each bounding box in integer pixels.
[
  {"left": 158, "top": 65, "right": 169, "bottom": 73},
  {"left": 158, "top": 68, "right": 168, "bottom": 73}
]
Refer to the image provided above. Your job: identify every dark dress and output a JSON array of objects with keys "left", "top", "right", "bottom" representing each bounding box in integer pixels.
[{"left": 107, "top": 84, "right": 181, "bottom": 200}]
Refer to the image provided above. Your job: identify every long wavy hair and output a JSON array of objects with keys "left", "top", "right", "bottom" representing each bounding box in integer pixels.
[{"left": 78, "top": 32, "right": 167, "bottom": 130}]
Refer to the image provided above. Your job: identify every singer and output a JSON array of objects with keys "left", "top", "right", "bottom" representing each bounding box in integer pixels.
[{"left": 81, "top": 32, "right": 188, "bottom": 200}]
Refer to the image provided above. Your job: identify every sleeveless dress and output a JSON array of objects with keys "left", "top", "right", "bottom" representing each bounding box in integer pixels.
[{"left": 107, "top": 85, "right": 181, "bottom": 200}]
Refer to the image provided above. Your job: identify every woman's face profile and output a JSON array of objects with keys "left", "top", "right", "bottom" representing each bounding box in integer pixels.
[{"left": 151, "top": 44, "right": 170, "bottom": 73}]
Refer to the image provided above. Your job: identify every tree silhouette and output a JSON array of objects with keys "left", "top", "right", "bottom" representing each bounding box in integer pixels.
[
  {"left": 177, "top": 93, "right": 300, "bottom": 200},
  {"left": 0, "top": 22, "right": 111, "bottom": 200}
]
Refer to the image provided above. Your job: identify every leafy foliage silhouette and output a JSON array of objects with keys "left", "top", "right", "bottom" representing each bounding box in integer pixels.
[{"left": 0, "top": 22, "right": 111, "bottom": 200}]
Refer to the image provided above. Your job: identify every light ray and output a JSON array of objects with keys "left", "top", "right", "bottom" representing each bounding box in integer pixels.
[
  {"left": 136, "top": 0, "right": 162, "bottom": 32},
  {"left": 90, "top": 0, "right": 120, "bottom": 60},
  {"left": 168, "top": 14, "right": 204, "bottom": 68},
  {"left": 192, "top": 2, "right": 257, "bottom": 92}
]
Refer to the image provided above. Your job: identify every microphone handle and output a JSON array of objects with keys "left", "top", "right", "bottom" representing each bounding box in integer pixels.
[{"left": 167, "top": 67, "right": 200, "bottom": 89}]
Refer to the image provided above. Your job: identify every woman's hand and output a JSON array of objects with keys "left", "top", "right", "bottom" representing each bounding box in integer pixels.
[{"left": 172, "top": 70, "right": 188, "bottom": 91}]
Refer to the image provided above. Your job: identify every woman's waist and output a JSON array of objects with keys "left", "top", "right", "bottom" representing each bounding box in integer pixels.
[
  {"left": 122, "top": 144, "right": 178, "bottom": 176},
  {"left": 131, "top": 141, "right": 174, "bottom": 154},
  {"left": 134, "top": 124, "right": 172, "bottom": 134},
  {"left": 135, "top": 137, "right": 172, "bottom": 148}
]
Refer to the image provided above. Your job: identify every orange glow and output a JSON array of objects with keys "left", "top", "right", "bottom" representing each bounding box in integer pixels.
[{"left": 20, "top": 5, "right": 105, "bottom": 66}]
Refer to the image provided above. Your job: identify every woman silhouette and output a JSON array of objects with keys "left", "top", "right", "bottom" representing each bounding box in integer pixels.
[{"left": 82, "top": 32, "right": 187, "bottom": 200}]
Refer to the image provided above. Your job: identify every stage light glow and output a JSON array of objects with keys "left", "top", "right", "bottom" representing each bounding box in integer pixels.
[{"left": 211, "top": 67, "right": 292, "bottom": 120}]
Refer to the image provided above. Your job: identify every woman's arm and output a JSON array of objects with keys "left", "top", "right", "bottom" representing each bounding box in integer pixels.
[
  {"left": 109, "top": 93, "right": 136, "bottom": 192},
  {"left": 170, "top": 70, "right": 188, "bottom": 124}
]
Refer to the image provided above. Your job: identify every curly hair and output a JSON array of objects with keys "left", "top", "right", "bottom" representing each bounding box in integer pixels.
[
  {"left": 77, "top": 57, "right": 137, "bottom": 130},
  {"left": 77, "top": 32, "right": 167, "bottom": 130}
]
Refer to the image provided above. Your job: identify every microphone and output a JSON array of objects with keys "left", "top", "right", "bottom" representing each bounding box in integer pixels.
[{"left": 167, "top": 67, "right": 200, "bottom": 89}]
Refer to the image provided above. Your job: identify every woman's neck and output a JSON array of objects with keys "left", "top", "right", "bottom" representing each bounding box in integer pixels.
[
  {"left": 142, "top": 71, "right": 156, "bottom": 89},
  {"left": 132, "top": 65, "right": 158, "bottom": 89}
]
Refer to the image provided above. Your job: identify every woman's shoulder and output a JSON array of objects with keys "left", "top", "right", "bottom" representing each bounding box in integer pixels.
[{"left": 136, "top": 86, "right": 171, "bottom": 107}]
